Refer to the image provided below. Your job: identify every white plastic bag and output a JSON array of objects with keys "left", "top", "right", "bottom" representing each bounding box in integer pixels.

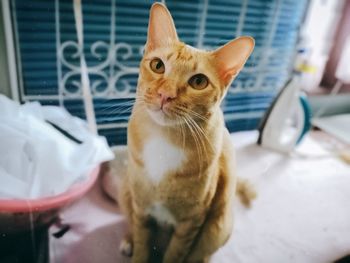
[{"left": 0, "top": 95, "right": 114, "bottom": 199}]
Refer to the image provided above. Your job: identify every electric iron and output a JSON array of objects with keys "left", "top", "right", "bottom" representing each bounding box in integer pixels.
[{"left": 257, "top": 76, "right": 312, "bottom": 153}]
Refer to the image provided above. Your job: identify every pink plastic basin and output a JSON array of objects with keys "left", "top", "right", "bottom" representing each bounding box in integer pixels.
[{"left": 0, "top": 166, "right": 100, "bottom": 233}]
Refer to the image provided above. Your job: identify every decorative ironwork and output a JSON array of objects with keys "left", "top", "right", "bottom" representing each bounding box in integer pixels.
[{"left": 56, "top": 0, "right": 139, "bottom": 100}]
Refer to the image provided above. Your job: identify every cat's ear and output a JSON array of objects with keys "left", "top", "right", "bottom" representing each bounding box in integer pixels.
[
  {"left": 213, "top": 36, "right": 255, "bottom": 86},
  {"left": 145, "top": 3, "right": 178, "bottom": 52}
]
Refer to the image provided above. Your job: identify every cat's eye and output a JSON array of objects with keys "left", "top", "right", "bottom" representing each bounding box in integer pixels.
[
  {"left": 150, "top": 58, "right": 165, "bottom": 74},
  {"left": 188, "top": 74, "right": 209, "bottom": 90}
]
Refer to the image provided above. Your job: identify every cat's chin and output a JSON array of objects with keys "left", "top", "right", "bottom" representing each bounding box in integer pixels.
[{"left": 146, "top": 109, "right": 178, "bottom": 127}]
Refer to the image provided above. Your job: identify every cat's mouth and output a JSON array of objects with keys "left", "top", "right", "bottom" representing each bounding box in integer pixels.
[
  {"left": 145, "top": 104, "right": 178, "bottom": 126},
  {"left": 147, "top": 108, "right": 172, "bottom": 126}
]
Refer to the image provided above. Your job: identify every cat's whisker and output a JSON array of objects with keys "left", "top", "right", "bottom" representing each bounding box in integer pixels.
[
  {"left": 101, "top": 95, "right": 150, "bottom": 116},
  {"left": 99, "top": 104, "right": 133, "bottom": 113},
  {"left": 188, "top": 110, "right": 209, "bottom": 122},
  {"left": 180, "top": 122, "right": 185, "bottom": 151},
  {"left": 186, "top": 115, "right": 214, "bottom": 154},
  {"left": 143, "top": 105, "right": 211, "bottom": 166},
  {"left": 109, "top": 106, "right": 134, "bottom": 116},
  {"left": 98, "top": 100, "right": 136, "bottom": 114},
  {"left": 174, "top": 105, "right": 208, "bottom": 122},
  {"left": 133, "top": 100, "right": 152, "bottom": 115},
  {"left": 135, "top": 101, "right": 153, "bottom": 112},
  {"left": 176, "top": 115, "right": 186, "bottom": 151},
  {"left": 171, "top": 106, "right": 214, "bottom": 157},
  {"left": 104, "top": 102, "right": 135, "bottom": 113},
  {"left": 185, "top": 115, "right": 210, "bottom": 164},
  {"left": 182, "top": 115, "right": 205, "bottom": 174}
]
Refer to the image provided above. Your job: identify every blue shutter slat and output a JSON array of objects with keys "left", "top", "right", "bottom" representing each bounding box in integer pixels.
[{"left": 20, "top": 61, "right": 56, "bottom": 70}]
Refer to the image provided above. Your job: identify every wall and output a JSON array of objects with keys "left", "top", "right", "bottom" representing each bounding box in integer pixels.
[
  {"left": 309, "top": 94, "right": 350, "bottom": 117},
  {"left": 321, "top": 0, "right": 350, "bottom": 92},
  {"left": 0, "top": 2, "right": 11, "bottom": 98},
  {"left": 298, "top": 0, "right": 344, "bottom": 92}
]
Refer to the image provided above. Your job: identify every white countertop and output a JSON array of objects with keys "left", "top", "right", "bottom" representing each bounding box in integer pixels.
[{"left": 50, "top": 131, "right": 350, "bottom": 263}]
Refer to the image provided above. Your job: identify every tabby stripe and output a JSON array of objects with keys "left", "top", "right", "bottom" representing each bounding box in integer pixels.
[{"left": 167, "top": 52, "right": 175, "bottom": 60}]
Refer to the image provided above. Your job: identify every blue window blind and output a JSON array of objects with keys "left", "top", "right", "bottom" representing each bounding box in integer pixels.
[{"left": 12, "top": 0, "right": 307, "bottom": 145}]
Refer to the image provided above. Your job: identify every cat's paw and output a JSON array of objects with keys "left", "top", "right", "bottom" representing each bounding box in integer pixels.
[{"left": 119, "top": 238, "right": 133, "bottom": 257}]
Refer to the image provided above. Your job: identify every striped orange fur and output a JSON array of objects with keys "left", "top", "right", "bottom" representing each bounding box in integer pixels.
[{"left": 116, "top": 3, "right": 255, "bottom": 263}]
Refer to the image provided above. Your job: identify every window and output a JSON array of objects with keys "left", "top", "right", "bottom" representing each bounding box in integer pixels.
[{"left": 10, "top": 0, "right": 307, "bottom": 145}]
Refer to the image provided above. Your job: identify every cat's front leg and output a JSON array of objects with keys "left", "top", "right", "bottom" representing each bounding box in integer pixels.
[
  {"left": 163, "top": 217, "right": 204, "bottom": 263},
  {"left": 131, "top": 213, "right": 151, "bottom": 263}
]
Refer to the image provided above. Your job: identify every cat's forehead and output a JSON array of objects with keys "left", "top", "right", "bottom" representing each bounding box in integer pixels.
[
  {"left": 145, "top": 42, "right": 214, "bottom": 74},
  {"left": 146, "top": 42, "right": 209, "bottom": 61}
]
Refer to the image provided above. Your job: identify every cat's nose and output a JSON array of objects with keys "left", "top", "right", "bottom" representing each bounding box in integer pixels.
[{"left": 158, "top": 89, "right": 176, "bottom": 108}]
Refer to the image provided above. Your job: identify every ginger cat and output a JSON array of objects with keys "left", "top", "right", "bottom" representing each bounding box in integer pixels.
[{"left": 115, "top": 3, "right": 254, "bottom": 263}]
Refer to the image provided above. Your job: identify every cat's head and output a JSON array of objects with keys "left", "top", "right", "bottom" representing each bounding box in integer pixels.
[{"left": 137, "top": 3, "right": 254, "bottom": 126}]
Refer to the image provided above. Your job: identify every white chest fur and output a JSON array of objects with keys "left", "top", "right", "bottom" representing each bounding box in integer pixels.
[
  {"left": 142, "top": 137, "right": 185, "bottom": 184},
  {"left": 146, "top": 202, "right": 177, "bottom": 226}
]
